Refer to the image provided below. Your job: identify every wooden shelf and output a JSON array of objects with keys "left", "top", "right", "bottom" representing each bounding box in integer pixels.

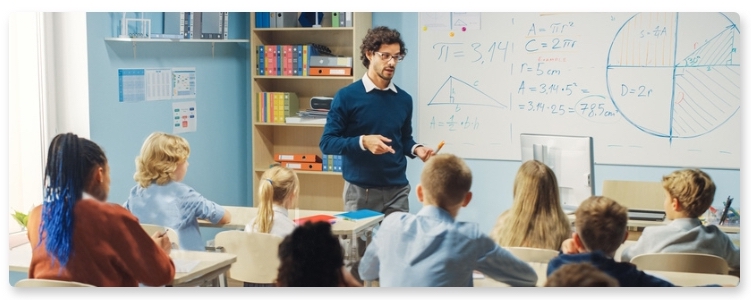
[{"left": 249, "top": 12, "right": 372, "bottom": 210}]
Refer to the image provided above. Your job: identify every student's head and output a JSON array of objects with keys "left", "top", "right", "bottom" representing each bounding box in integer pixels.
[
  {"left": 545, "top": 262, "right": 619, "bottom": 287},
  {"left": 254, "top": 166, "right": 300, "bottom": 233},
  {"left": 276, "top": 221, "right": 345, "bottom": 287},
  {"left": 41, "top": 133, "right": 109, "bottom": 268},
  {"left": 573, "top": 196, "right": 628, "bottom": 257},
  {"left": 661, "top": 169, "right": 716, "bottom": 219},
  {"left": 417, "top": 153, "right": 472, "bottom": 213},
  {"left": 494, "top": 160, "right": 570, "bottom": 249},
  {"left": 360, "top": 26, "right": 406, "bottom": 74},
  {"left": 134, "top": 132, "right": 191, "bottom": 187}
]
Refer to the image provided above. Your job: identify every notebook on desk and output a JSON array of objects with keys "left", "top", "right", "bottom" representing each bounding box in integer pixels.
[
  {"left": 335, "top": 209, "right": 384, "bottom": 221},
  {"left": 293, "top": 214, "right": 337, "bottom": 226}
]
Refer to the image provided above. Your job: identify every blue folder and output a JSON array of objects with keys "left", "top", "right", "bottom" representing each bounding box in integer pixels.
[{"left": 335, "top": 209, "right": 384, "bottom": 221}]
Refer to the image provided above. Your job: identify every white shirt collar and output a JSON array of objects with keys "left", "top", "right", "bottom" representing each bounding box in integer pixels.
[
  {"left": 272, "top": 204, "right": 289, "bottom": 218},
  {"left": 362, "top": 73, "right": 397, "bottom": 93}
]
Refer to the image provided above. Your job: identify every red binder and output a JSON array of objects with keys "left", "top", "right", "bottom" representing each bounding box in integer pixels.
[
  {"left": 293, "top": 214, "right": 336, "bottom": 226},
  {"left": 282, "top": 162, "right": 323, "bottom": 171},
  {"left": 274, "top": 153, "right": 322, "bottom": 163}
]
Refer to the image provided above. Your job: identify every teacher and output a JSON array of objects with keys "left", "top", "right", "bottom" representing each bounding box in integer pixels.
[{"left": 320, "top": 26, "right": 434, "bottom": 280}]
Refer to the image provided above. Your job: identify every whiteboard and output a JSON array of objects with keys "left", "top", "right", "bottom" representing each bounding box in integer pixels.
[{"left": 417, "top": 12, "right": 740, "bottom": 169}]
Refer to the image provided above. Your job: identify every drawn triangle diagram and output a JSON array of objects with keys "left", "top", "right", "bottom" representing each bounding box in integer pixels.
[
  {"left": 428, "top": 76, "right": 506, "bottom": 109},
  {"left": 454, "top": 19, "right": 467, "bottom": 26},
  {"left": 678, "top": 25, "right": 738, "bottom": 67}
]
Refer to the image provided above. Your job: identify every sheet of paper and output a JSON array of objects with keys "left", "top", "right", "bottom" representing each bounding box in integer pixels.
[
  {"left": 172, "top": 258, "right": 200, "bottom": 273},
  {"left": 172, "top": 101, "right": 197, "bottom": 133}
]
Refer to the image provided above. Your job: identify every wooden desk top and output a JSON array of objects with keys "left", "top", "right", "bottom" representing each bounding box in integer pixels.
[
  {"left": 199, "top": 205, "right": 384, "bottom": 236},
  {"left": 567, "top": 215, "right": 740, "bottom": 234},
  {"left": 9, "top": 240, "right": 236, "bottom": 287},
  {"left": 645, "top": 270, "right": 739, "bottom": 286}
]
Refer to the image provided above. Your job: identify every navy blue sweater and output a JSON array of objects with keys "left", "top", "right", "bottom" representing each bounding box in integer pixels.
[
  {"left": 548, "top": 251, "right": 685, "bottom": 287},
  {"left": 320, "top": 80, "right": 417, "bottom": 188}
]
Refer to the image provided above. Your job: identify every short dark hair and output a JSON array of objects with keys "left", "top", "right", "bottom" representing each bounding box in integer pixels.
[
  {"left": 545, "top": 263, "right": 619, "bottom": 287},
  {"left": 275, "top": 221, "right": 345, "bottom": 287},
  {"left": 360, "top": 26, "right": 407, "bottom": 69}
]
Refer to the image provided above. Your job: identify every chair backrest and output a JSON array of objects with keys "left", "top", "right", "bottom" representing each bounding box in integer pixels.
[
  {"left": 214, "top": 230, "right": 284, "bottom": 284},
  {"left": 15, "top": 279, "right": 95, "bottom": 287},
  {"left": 503, "top": 247, "right": 559, "bottom": 263},
  {"left": 630, "top": 253, "right": 729, "bottom": 275},
  {"left": 140, "top": 224, "right": 180, "bottom": 249}
]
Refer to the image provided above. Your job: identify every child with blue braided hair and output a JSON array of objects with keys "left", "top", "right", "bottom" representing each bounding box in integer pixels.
[{"left": 27, "top": 133, "right": 174, "bottom": 286}]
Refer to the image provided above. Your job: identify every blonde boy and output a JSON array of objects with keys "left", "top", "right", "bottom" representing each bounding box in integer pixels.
[
  {"left": 551, "top": 196, "right": 676, "bottom": 287},
  {"left": 358, "top": 154, "right": 537, "bottom": 287},
  {"left": 620, "top": 169, "right": 739, "bottom": 268}
]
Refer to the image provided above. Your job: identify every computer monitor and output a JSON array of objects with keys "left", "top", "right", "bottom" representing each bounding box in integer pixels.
[{"left": 520, "top": 133, "right": 595, "bottom": 212}]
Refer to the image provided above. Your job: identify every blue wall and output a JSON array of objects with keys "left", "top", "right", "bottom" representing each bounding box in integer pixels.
[
  {"left": 374, "top": 13, "right": 741, "bottom": 234},
  {"left": 86, "top": 12, "right": 251, "bottom": 244}
]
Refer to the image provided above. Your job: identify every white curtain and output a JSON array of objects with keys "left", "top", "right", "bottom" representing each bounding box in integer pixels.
[{"left": 8, "top": 12, "right": 90, "bottom": 233}]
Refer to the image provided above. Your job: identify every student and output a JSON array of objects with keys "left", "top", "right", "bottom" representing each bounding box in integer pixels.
[
  {"left": 275, "top": 221, "right": 362, "bottom": 287},
  {"left": 550, "top": 196, "right": 677, "bottom": 287},
  {"left": 125, "top": 132, "right": 231, "bottom": 251},
  {"left": 27, "top": 133, "right": 175, "bottom": 287},
  {"left": 359, "top": 154, "right": 538, "bottom": 287},
  {"left": 245, "top": 165, "right": 300, "bottom": 237},
  {"left": 620, "top": 169, "right": 740, "bottom": 268},
  {"left": 544, "top": 263, "right": 619, "bottom": 287},
  {"left": 489, "top": 160, "right": 571, "bottom": 250}
]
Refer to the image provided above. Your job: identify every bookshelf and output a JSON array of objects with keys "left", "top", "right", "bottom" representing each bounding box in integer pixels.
[{"left": 250, "top": 12, "right": 372, "bottom": 211}]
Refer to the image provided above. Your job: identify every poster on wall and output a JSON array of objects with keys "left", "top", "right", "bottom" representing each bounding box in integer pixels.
[
  {"left": 118, "top": 67, "right": 196, "bottom": 102},
  {"left": 172, "top": 101, "right": 197, "bottom": 134}
]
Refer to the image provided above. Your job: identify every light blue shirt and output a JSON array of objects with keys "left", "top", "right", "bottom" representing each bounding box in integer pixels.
[
  {"left": 620, "top": 218, "right": 740, "bottom": 268},
  {"left": 359, "top": 206, "right": 538, "bottom": 287},
  {"left": 124, "top": 181, "right": 226, "bottom": 251}
]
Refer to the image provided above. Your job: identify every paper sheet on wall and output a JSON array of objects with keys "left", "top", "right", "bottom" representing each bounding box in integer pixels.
[
  {"left": 118, "top": 67, "right": 196, "bottom": 102},
  {"left": 173, "top": 101, "right": 197, "bottom": 133}
]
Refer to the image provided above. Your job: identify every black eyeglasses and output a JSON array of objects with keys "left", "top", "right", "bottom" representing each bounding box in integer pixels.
[{"left": 373, "top": 51, "right": 405, "bottom": 62}]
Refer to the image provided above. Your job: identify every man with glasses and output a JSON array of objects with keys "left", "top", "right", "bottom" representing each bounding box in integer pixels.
[{"left": 320, "top": 26, "right": 434, "bottom": 281}]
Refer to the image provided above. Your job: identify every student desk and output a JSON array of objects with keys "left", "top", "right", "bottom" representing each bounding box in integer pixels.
[
  {"left": 566, "top": 215, "right": 741, "bottom": 241},
  {"left": 472, "top": 262, "right": 739, "bottom": 287},
  {"left": 8, "top": 241, "right": 237, "bottom": 287},
  {"left": 198, "top": 206, "right": 385, "bottom": 264}
]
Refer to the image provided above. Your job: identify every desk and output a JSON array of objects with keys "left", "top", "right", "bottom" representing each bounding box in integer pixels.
[
  {"left": 199, "top": 206, "right": 385, "bottom": 263},
  {"left": 9, "top": 241, "right": 236, "bottom": 287},
  {"left": 567, "top": 215, "right": 740, "bottom": 241},
  {"left": 645, "top": 270, "right": 739, "bottom": 286},
  {"left": 473, "top": 262, "right": 548, "bottom": 287}
]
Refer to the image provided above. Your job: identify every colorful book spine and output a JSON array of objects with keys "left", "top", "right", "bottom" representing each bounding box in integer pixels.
[
  {"left": 296, "top": 45, "right": 303, "bottom": 76},
  {"left": 285, "top": 45, "right": 293, "bottom": 76},
  {"left": 257, "top": 45, "right": 265, "bottom": 75},
  {"left": 302, "top": 44, "right": 309, "bottom": 76},
  {"left": 322, "top": 154, "right": 329, "bottom": 171}
]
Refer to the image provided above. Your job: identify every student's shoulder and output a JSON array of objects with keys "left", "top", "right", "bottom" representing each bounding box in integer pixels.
[{"left": 76, "top": 200, "right": 139, "bottom": 223}]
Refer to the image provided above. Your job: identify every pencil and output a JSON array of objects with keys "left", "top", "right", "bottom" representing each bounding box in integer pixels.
[{"left": 435, "top": 140, "right": 445, "bottom": 154}]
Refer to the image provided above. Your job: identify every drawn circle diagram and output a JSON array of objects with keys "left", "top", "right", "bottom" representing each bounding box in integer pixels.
[{"left": 606, "top": 13, "right": 740, "bottom": 139}]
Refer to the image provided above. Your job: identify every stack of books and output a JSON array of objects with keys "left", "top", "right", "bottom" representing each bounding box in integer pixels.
[
  {"left": 274, "top": 153, "right": 323, "bottom": 172},
  {"left": 256, "top": 92, "right": 299, "bottom": 123},
  {"left": 286, "top": 109, "right": 328, "bottom": 124}
]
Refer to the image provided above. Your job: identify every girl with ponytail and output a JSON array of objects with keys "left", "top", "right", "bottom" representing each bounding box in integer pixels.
[{"left": 245, "top": 165, "right": 300, "bottom": 237}]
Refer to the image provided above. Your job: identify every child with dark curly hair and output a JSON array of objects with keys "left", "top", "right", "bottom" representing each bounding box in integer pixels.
[{"left": 275, "top": 221, "right": 361, "bottom": 287}]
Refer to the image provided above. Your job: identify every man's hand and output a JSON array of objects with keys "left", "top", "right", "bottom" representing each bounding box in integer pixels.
[
  {"left": 362, "top": 135, "right": 395, "bottom": 155},
  {"left": 415, "top": 146, "right": 434, "bottom": 162}
]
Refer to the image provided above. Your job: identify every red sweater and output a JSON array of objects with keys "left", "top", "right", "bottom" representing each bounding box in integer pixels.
[{"left": 27, "top": 199, "right": 175, "bottom": 287}]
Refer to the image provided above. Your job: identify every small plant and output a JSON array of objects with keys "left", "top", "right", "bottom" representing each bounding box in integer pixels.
[{"left": 11, "top": 210, "right": 29, "bottom": 229}]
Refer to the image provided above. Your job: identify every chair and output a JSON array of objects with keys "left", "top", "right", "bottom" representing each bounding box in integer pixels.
[
  {"left": 214, "top": 230, "right": 284, "bottom": 285},
  {"left": 503, "top": 247, "right": 559, "bottom": 263},
  {"left": 140, "top": 224, "right": 179, "bottom": 249},
  {"left": 15, "top": 279, "right": 95, "bottom": 287},
  {"left": 630, "top": 253, "right": 729, "bottom": 275}
]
